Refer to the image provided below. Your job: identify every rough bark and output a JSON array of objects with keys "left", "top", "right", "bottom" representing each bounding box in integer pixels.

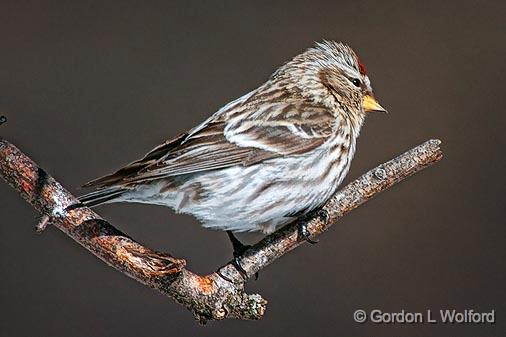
[{"left": 0, "top": 138, "right": 442, "bottom": 323}]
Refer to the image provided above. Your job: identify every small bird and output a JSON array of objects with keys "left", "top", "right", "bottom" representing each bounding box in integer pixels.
[{"left": 80, "top": 41, "right": 385, "bottom": 261}]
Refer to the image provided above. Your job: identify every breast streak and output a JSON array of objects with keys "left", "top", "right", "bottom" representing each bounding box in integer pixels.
[
  {"left": 297, "top": 132, "right": 354, "bottom": 210},
  {"left": 183, "top": 130, "right": 355, "bottom": 232}
]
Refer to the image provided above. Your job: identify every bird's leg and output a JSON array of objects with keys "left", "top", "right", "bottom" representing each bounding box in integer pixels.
[
  {"left": 225, "top": 231, "right": 259, "bottom": 281},
  {"left": 227, "top": 230, "right": 251, "bottom": 257},
  {"left": 227, "top": 231, "right": 250, "bottom": 279}
]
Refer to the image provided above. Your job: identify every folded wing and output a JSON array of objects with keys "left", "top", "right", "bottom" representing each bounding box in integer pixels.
[{"left": 83, "top": 99, "right": 336, "bottom": 188}]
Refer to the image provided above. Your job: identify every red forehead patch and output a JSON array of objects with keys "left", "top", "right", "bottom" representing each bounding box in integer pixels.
[{"left": 358, "top": 58, "right": 367, "bottom": 76}]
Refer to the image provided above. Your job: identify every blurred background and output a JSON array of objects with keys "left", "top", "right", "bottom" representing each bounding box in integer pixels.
[{"left": 0, "top": 1, "right": 504, "bottom": 336}]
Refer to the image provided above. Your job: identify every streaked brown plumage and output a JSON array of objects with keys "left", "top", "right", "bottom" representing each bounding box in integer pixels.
[{"left": 80, "top": 41, "right": 386, "bottom": 234}]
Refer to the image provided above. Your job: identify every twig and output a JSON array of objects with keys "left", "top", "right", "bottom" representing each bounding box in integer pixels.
[
  {"left": 0, "top": 138, "right": 442, "bottom": 323},
  {"left": 35, "top": 215, "right": 51, "bottom": 232}
]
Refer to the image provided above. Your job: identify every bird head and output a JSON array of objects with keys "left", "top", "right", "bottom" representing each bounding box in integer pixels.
[{"left": 279, "top": 41, "right": 387, "bottom": 116}]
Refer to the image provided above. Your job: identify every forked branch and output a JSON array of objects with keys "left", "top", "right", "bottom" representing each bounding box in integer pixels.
[{"left": 0, "top": 138, "right": 442, "bottom": 323}]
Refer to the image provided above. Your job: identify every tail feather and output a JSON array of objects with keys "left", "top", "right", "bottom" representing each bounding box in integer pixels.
[
  {"left": 81, "top": 163, "right": 145, "bottom": 188},
  {"left": 79, "top": 187, "right": 126, "bottom": 208}
]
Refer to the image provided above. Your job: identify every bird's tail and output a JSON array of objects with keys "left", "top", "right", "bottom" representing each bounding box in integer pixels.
[{"left": 78, "top": 187, "right": 127, "bottom": 208}]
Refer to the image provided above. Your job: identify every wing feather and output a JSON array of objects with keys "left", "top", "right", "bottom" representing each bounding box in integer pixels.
[{"left": 83, "top": 93, "right": 336, "bottom": 188}]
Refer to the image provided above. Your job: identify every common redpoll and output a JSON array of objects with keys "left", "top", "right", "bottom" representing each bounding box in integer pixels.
[{"left": 80, "top": 41, "right": 386, "bottom": 240}]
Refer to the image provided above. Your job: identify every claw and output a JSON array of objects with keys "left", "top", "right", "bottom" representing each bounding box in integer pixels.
[
  {"left": 231, "top": 257, "right": 249, "bottom": 281},
  {"left": 298, "top": 221, "right": 318, "bottom": 244},
  {"left": 317, "top": 209, "right": 329, "bottom": 224}
]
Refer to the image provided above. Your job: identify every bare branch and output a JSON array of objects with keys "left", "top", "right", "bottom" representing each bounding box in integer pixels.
[{"left": 0, "top": 138, "right": 442, "bottom": 322}]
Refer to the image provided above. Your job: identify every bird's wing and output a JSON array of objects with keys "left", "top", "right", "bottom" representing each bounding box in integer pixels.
[{"left": 83, "top": 100, "right": 336, "bottom": 188}]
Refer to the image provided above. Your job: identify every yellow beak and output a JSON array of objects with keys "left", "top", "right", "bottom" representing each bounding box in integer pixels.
[{"left": 363, "top": 95, "right": 387, "bottom": 113}]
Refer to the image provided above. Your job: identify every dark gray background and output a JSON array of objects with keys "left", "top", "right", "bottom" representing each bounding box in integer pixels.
[{"left": 1, "top": 1, "right": 505, "bottom": 336}]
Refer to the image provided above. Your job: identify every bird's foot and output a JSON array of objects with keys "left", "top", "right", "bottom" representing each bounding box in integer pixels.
[
  {"left": 230, "top": 256, "right": 250, "bottom": 281},
  {"left": 298, "top": 220, "right": 318, "bottom": 244},
  {"left": 316, "top": 208, "right": 329, "bottom": 224},
  {"left": 297, "top": 208, "right": 328, "bottom": 243}
]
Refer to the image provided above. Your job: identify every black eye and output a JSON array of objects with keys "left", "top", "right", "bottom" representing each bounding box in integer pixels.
[{"left": 351, "top": 78, "right": 361, "bottom": 87}]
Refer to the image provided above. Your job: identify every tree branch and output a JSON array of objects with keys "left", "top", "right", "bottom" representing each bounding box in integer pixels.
[{"left": 0, "top": 138, "right": 442, "bottom": 323}]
